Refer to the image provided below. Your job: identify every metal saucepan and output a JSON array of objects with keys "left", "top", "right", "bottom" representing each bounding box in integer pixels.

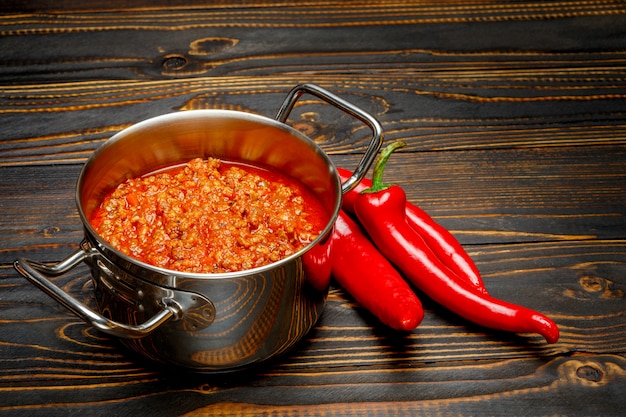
[{"left": 14, "top": 84, "right": 383, "bottom": 372}]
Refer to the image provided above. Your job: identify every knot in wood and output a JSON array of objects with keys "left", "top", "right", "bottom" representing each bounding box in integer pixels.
[
  {"left": 292, "top": 121, "right": 318, "bottom": 137},
  {"left": 577, "top": 275, "right": 625, "bottom": 299},
  {"left": 578, "top": 275, "right": 605, "bottom": 293},
  {"left": 162, "top": 55, "right": 188, "bottom": 71},
  {"left": 576, "top": 365, "right": 604, "bottom": 383},
  {"left": 41, "top": 226, "right": 61, "bottom": 237}
]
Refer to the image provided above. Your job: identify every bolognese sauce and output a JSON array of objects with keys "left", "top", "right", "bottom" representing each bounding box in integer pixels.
[{"left": 90, "top": 157, "right": 329, "bottom": 273}]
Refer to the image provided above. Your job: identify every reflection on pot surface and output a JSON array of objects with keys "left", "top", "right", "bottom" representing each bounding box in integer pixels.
[{"left": 86, "top": 239, "right": 325, "bottom": 370}]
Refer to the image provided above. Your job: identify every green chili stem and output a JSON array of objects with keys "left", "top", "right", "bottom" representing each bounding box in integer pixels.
[{"left": 362, "top": 141, "right": 407, "bottom": 193}]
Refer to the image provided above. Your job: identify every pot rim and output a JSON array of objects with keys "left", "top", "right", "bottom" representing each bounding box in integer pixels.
[{"left": 75, "top": 109, "right": 342, "bottom": 280}]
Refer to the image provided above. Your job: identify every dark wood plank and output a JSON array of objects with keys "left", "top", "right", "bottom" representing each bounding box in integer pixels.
[
  {"left": 1, "top": 1, "right": 625, "bottom": 416},
  {"left": 1, "top": 143, "right": 624, "bottom": 264},
  {"left": 1, "top": 238, "right": 624, "bottom": 415},
  {"left": 2, "top": 76, "right": 626, "bottom": 166},
  {"left": 1, "top": 154, "right": 624, "bottom": 413},
  {"left": 2, "top": 3, "right": 626, "bottom": 156},
  {"left": 0, "top": 74, "right": 626, "bottom": 160}
]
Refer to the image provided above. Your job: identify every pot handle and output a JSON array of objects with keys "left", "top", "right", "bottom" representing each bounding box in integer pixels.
[
  {"left": 14, "top": 249, "right": 181, "bottom": 339},
  {"left": 276, "top": 84, "right": 384, "bottom": 193}
]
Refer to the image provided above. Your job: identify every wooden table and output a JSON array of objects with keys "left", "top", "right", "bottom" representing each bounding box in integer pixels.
[{"left": 1, "top": 1, "right": 625, "bottom": 416}]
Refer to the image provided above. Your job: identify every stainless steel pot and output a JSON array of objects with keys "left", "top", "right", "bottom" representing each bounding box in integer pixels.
[{"left": 14, "top": 84, "right": 383, "bottom": 373}]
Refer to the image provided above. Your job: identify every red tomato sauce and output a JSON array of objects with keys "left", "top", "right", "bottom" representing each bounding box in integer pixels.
[{"left": 90, "top": 157, "right": 329, "bottom": 273}]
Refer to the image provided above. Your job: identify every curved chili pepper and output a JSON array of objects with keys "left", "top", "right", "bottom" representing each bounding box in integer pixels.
[
  {"left": 338, "top": 167, "right": 487, "bottom": 295},
  {"left": 353, "top": 142, "right": 560, "bottom": 344},
  {"left": 331, "top": 210, "right": 423, "bottom": 331}
]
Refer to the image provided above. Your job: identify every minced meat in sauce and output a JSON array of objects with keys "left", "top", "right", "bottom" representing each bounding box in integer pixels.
[{"left": 90, "top": 157, "right": 328, "bottom": 273}]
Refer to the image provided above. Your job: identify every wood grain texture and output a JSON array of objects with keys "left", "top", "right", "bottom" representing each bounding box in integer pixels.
[{"left": 0, "top": 1, "right": 625, "bottom": 416}]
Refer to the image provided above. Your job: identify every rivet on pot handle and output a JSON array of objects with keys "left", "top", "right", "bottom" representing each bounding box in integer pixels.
[
  {"left": 276, "top": 84, "right": 384, "bottom": 193},
  {"left": 14, "top": 248, "right": 181, "bottom": 339}
]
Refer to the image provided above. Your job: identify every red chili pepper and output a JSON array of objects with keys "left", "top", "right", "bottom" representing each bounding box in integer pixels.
[
  {"left": 353, "top": 142, "right": 560, "bottom": 344},
  {"left": 338, "top": 167, "right": 487, "bottom": 295},
  {"left": 331, "top": 210, "right": 423, "bottom": 331},
  {"left": 302, "top": 232, "right": 333, "bottom": 291}
]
